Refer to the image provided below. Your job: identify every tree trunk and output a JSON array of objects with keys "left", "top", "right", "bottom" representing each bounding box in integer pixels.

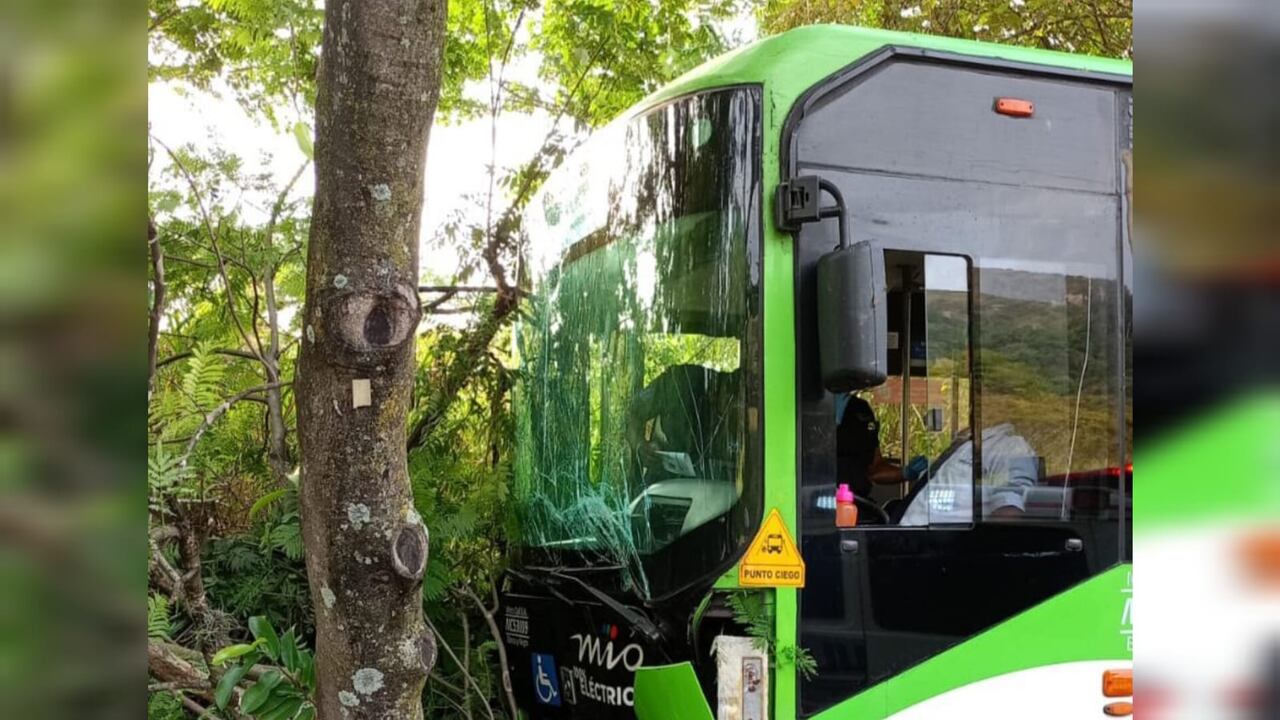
[
  {"left": 263, "top": 268, "right": 291, "bottom": 483},
  {"left": 295, "top": 1, "right": 446, "bottom": 718}
]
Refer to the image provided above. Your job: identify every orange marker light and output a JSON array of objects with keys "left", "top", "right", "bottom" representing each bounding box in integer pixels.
[
  {"left": 1103, "top": 701, "right": 1133, "bottom": 717},
  {"left": 994, "top": 97, "right": 1035, "bottom": 118},
  {"left": 1103, "top": 669, "right": 1133, "bottom": 698},
  {"left": 1238, "top": 530, "right": 1280, "bottom": 588}
]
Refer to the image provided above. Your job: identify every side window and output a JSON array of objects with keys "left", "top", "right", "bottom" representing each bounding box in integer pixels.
[
  {"left": 845, "top": 252, "right": 974, "bottom": 526},
  {"left": 853, "top": 250, "right": 1128, "bottom": 528},
  {"left": 973, "top": 260, "right": 1128, "bottom": 525}
]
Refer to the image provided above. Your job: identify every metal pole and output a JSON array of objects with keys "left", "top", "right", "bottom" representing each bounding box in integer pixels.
[{"left": 899, "top": 265, "right": 913, "bottom": 500}]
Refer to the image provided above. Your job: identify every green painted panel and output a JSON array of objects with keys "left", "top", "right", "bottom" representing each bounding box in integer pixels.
[
  {"left": 642, "top": 25, "right": 1129, "bottom": 113},
  {"left": 814, "top": 566, "right": 1131, "bottom": 719},
  {"left": 1135, "top": 392, "right": 1280, "bottom": 531},
  {"left": 634, "top": 663, "right": 715, "bottom": 720},
  {"left": 761, "top": 66, "right": 799, "bottom": 720}
]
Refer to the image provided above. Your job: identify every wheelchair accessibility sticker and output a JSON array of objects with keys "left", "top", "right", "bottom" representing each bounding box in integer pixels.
[{"left": 531, "top": 653, "right": 562, "bottom": 707}]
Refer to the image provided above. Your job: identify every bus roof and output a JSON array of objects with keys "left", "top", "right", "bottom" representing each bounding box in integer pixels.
[{"left": 639, "top": 24, "right": 1131, "bottom": 115}]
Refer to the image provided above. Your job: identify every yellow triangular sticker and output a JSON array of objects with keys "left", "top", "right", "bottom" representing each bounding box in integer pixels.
[{"left": 738, "top": 508, "right": 805, "bottom": 588}]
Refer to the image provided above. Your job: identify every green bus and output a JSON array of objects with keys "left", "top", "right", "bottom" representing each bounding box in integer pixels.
[{"left": 497, "top": 24, "right": 1134, "bottom": 720}]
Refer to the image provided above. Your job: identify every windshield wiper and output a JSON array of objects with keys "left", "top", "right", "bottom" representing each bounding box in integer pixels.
[
  {"left": 506, "top": 567, "right": 575, "bottom": 606},
  {"left": 506, "top": 567, "right": 663, "bottom": 644},
  {"left": 547, "top": 569, "right": 663, "bottom": 643}
]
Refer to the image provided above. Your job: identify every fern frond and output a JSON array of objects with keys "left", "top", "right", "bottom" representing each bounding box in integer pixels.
[
  {"left": 148, "top": 594, "right": 173, "bottom": 640},
  {"left": 182, "top": 344, "right": 228, "bottom": 412},
  {"left": 268, "top": 522, "right": 304, "bottom": 561},
  {"left": 148, "top": 441, "right": 194, "bottom": 512},
  {"left": 423, "top": 560, "right": 454, "bottom": 602}
]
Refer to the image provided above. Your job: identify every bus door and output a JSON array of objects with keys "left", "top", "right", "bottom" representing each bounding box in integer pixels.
[
  {"left": 798, "top": 243, "right": 1128, "bottom": 717},
  {"left": 786, "top": 56, "right": 1131, "bottom": 717}
]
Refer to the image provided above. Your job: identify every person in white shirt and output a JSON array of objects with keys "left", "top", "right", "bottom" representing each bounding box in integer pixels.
[{"left": 898, "top": 423, "right": 1039, "bottom": 526}]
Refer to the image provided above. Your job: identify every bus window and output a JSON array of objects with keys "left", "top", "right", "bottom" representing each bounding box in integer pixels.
[
  {"left": 858, "top": 249, "right": 1128, "bottom": 528},
  {"left": 844, "top": 251, "right": 976, "bottom": 526},
  {"left": 973, "top": 259, "right": 1127, "bottom": 524}
]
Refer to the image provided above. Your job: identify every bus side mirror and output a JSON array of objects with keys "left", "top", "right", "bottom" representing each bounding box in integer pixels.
[
  {"left": 776, "top": 175, "right": 885, "bottom": 391},
  {"left": 816, "top": 241, "right": 887, "bottom": 392}
]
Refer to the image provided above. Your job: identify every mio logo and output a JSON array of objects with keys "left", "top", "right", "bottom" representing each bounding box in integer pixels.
[{"left": 570, "top": 632, "right": 645, "bottom": 672}]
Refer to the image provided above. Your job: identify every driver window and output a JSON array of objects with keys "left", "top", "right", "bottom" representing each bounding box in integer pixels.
[{"left": 845, "top": 252, "right": 975, "bottom": 526}]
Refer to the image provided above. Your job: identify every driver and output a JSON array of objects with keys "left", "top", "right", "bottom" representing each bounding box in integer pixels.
[
  {"left": 626, "top": 364, "right": 740, "bottom": 481},
  {"left": 836, "top": 395, "right": 907, "bottom": 500}
]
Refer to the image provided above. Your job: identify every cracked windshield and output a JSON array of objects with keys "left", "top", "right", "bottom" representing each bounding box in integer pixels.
[{"left": 513, "top": 87, "right": 760, "bottom": 598}]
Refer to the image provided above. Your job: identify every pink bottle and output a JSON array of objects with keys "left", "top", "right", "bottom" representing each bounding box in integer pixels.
[{"left": 835, "top": 483, "right": 858, "bottom": 528}]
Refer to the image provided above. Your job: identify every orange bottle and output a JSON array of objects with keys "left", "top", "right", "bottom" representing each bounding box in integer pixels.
[{"left": 835, "top": 483, "right": 858, "bottom": 528}]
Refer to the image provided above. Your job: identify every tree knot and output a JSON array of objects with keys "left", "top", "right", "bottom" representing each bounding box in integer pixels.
[{"left": 390, "top": 522, "right": 428, "bottom": 582}]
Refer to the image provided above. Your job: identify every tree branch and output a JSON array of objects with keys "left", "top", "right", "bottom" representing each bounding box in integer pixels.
[
  {"left": 180, "top": 695, "right": 217, "bottom": 719},
  {"left": 423, "top": 306, "right": 480, "bottom": 316},
  {"left": 423, "top": 614, "right": 497, "bottom": 720},
  {"left": 152, "top": 135, "right": 266, "bottom": 366},
  {"left": 465, "top": 586, "right": 519, "bottom": 720},
  {"left": 406, "top": 39, "right": 610, "bottom": 451},
  {"left": 149, "top": 217, "right": 167, "bottom": 394},
  {"left": 150, "top": 535, "right": 186, "bottom": 603},
  {"left": 180, "top": 381, "right": 291, "bottom": 470},
  {"left": 419, "top": 285, "right": 500, "bottom": 293},
  {"left": 261, "top": 160, "right": 309, "bottom": 483},
  {"left": 164, "top": 253, "right": 219, "bottom": 270},
  {"left": 156, "top": 348, "right": 261, "bottom": 369},
  {"left": 148, "top": 640, "right": 212, "bottom": 690}
]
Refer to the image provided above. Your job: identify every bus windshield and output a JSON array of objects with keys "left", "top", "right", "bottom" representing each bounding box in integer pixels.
[{"left": 512, "top": 87, "right": 761, "bottom": 599}]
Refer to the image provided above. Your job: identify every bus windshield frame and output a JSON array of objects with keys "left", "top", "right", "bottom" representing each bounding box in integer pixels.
[{"left": 511, "top": 86, "right": 763, "bottom": 601}]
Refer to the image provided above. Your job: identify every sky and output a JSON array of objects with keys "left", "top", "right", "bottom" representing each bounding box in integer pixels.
[
  {"left": 148, "top": 79, "right": 555, "bottom": 282},
  {"left": 148, "top": 13, "right": 759, "bottom": 286}
]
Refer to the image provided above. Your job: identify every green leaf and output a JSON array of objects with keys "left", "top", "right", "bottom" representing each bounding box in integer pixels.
[
  {"left": 249, "top": 616, "right": 281, "bottom": 660},
  {"left": 251, "top": 691, "right": 291, "bottom": 719},
  {"left": 214, "top": 662, "right": 251, "bottom": 710},
  {"left": 240, "top": 670, "right": 283, "bottom": 714},
  {"left": 279, "top": 628, "right": 300, "bottom": 673},
  {"left": 268, "top": 522, "right": 304, "bottom": 560},
  {"left": 422, "top": 557, "right": 454, "bottom": 601},
  {"left": 259, "top": 694, "right": 304, "bottom": 720},
  {"left": 249, "top": 488, "right": 289, "bottom": 519},
  {"left": 292, "top": 121, "right": 313, "bottom": 159},
  {"left": 299, "top": 649, "right": 315, "bottom": 689},
  {"left": 295, "top": 705, "right": 316, "bottom": 720},
  {"left": 253, "top": 688, "right": 305, "bottom": 720},
  {"left": 182, "top": 344, "right": 227, "bottom": 412},
  {"left": 155, "top": 193, "right": 181, "bottom": 214},
  {"left": 211, "top": 642, "right": 258, "bottom": 667}
]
